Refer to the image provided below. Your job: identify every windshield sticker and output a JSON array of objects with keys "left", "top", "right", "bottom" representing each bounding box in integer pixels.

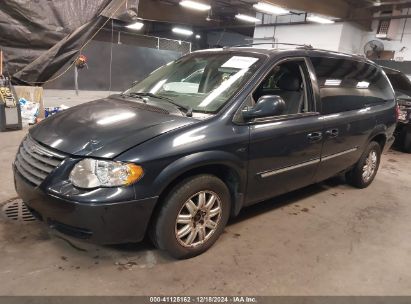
[{"left": 221, "top": 56, "right": 259, "bottom": 70}]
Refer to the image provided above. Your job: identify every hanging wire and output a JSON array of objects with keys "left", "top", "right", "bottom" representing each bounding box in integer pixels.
[
  {"left": 24, "top": 0, "right": 127, "bottom": 85},
  {"left": 400, "top": 8, "right": 410, "bottom": 43},
  {"left": 109, "top": 18, "right": 114, "bottom": 93}
]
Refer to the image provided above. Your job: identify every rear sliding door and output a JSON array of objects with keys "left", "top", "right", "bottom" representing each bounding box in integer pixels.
[{"left": 309, "top": 57, "right": 393, "bottom": 182}]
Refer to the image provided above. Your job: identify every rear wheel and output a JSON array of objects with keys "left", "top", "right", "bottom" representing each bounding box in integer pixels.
[
  {"left": 403, "top": 130, "right": 411, "bottom": 153},
  {"left": 150, "top": 174, "right": 231, "bottom": 259},
  {"left": 346, "top": 141, "right": 381, "bottom": 188}
]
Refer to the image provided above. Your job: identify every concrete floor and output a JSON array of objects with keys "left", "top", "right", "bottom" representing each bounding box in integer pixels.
[
  {"left": 43, "top": 90, "right": 119, "bottom": 108},
  {"left": 1, "top": 128, "right": 411, "bottom": 295}
]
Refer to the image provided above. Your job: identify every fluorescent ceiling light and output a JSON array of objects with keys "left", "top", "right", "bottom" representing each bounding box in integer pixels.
[
  {"left": 172, "top": 27, "right": 194, "bottom": 36},
  {"left": 253, "top": 2, "right": 289, "bottom": 15},
  {"left": 180, "top": 0, "right": 211, "bottom": 11},
  {"left": 235, "top": 14, "right": 260, "bottom": 23},
  {"left": 195, "top": 34, "right": 201, "bottom": 39},
  {"left": 307, "top": 15, "right": 335, "bottom": 24},
  {"left": 357, "top": 81, "right": 370, "bottom": 88},
  {"left": 126, "top": 21, "right": 144, "bottom": 30},
  {"left": 325, "top": 79, "right": 341, "bottom": 86}
]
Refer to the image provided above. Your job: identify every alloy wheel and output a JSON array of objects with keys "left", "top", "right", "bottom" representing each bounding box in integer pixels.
[
  {"left": 175, "top": 190, "right": 222, "bottom": 248},
  {"left": 362, "top": 150, "right": 377, "bottom": 182}
]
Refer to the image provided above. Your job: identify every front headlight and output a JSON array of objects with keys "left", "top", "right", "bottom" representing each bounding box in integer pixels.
[{"left": 69, "top": 159, "right": 144, "bottom": 189}]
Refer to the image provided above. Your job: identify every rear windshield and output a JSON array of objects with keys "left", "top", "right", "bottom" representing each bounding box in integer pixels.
[{"left": 384, "top": 70, "right": 411, "bottom": 97}]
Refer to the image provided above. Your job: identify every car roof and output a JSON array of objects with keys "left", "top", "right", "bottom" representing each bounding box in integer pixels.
[{"left": 193, "top": 46, "right": 376, "bottom": 66}]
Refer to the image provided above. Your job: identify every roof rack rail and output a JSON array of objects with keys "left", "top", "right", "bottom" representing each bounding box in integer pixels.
[{"left": 225, "top": 42, "right": 314, "bottom": 50}]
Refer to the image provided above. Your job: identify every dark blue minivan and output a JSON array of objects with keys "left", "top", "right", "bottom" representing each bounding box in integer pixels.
[{"left": 13, "top": 47, "right": 397, "bottom": 258}]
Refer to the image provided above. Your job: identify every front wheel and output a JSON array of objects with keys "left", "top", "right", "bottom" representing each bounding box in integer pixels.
[
  {"left": 346, "top": 141, "right": 381, "bottom": 188},
  {"left": 150, "top": 174, "right": 231, "bottom": 259}
]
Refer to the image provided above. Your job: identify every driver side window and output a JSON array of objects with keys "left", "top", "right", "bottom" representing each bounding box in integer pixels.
[{"left": 253, "top": 59, "right": 313, "bottom": 116}]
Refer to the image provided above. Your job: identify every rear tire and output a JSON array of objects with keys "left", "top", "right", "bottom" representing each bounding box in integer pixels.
[
  {"left": 150, "top": 174, "right": 231, "bottom": 259},
  {"left": 346, "top": 141, "right": 381, "bottom": 189},
  {"left": 403, "top": 130, "right": 411, "bottom": 153}
]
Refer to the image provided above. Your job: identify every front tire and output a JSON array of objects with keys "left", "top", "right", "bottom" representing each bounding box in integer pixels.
[
  {"left": 150, "top": 174, "right": 231, "bottom": 259},
  {"left": 346, "top": 141, "right": 381, "bottom": 188}
]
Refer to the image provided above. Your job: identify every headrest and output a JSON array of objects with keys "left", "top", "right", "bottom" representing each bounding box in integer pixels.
[{"left": 278, "top": 73, "right": 301, "bottom": 91}]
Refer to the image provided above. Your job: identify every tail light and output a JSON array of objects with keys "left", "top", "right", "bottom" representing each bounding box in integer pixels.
[{"left": 395, "top": 104, "right": 401, "bottom": 121}]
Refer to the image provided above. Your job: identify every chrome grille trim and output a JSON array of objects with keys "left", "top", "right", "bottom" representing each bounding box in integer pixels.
[
  {"left": 22, "top": 138, "right": 64, "bottom": 166},
  {"left": 15, "top": 135, "right": 66, "bottom": 186},
  {"left": 15, "top": 161, "right": 43, "bottom": 185},
  {"left": 16, "top": 154, "right": 48, "bottom": 180},
  {"left": 18, "top": 147, "right": 54, "bottom": 173}
]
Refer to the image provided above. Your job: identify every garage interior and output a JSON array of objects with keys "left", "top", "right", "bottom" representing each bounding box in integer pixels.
[{"left": 1, "top": 0, "right": 411, "bottom": 297}]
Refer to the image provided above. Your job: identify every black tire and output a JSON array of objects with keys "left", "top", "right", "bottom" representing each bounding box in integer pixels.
[
  {"left": 403, "top": 130, "right": 411, "bottom": 153},
  {"left": 346, "top": 141, "right": 381, "bottom": 189},
  {"left": 150, "top": 174, "right": 231, "bottom": 259}
]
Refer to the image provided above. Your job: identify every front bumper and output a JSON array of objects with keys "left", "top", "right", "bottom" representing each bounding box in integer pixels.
[{"left": 13, "top": 167, "right": 158, "bottom": 244}]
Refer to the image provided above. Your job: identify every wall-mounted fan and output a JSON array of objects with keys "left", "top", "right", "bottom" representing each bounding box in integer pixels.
[{"left": 364, "top": 40, "right": 385, "bottom": 59}]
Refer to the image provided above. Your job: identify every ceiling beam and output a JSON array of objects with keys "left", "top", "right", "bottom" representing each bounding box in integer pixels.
[
  {"left": 349, "top": 8, "right": 374, "bottom": 30},
  {"left": 137, "top": 0, "right": 376, "bottom": 32},
  {"left": 262, "top": 0, "right": 351, "bottom": 19},
  {"left": 137, "top": 0, "right": 214, "bottom": 26},
  {"left": 261, "top": 0, "right": 374, "bottom": 29}
]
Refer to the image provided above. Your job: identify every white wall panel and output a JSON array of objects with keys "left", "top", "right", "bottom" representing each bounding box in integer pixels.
[{"left": 254, "top": 23, "right": 344, "bottom": 50}]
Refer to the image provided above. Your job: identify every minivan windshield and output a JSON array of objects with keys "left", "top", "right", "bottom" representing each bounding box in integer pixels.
[{"left": 123, "top": 52, "right": 264, "bottom": 113}]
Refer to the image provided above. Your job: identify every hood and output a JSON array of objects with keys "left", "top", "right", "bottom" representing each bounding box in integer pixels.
[{"left": 30, "top": 97, "right": 197, "bottom": 158}]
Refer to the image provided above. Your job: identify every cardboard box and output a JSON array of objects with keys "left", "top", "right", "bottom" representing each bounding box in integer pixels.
[{"left": 14, "top": 86, "right": 45, "bottom": 118}]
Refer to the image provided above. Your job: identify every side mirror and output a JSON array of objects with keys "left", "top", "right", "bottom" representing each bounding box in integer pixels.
[{"left": 242, "top": 95, "right": 286, "bottom": 120}]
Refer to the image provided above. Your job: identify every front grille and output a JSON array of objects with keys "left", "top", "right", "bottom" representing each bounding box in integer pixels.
[{"left": 15, "top": 135, "right": 66, "bottom": 186}]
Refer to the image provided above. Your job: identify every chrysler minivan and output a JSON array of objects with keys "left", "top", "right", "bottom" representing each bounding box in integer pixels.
[{"left": 14, "top": 47, "right": 397, "bottom": 258}]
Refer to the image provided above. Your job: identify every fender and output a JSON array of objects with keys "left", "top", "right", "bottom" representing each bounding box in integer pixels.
[
  {"left": 367, "top": 123, "right": 387, "bottom": 146},
  {"left": 152, "top": 150, "right": 248, "bottom": 214}
]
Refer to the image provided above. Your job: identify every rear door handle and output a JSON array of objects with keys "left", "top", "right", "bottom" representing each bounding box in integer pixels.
[
  {"left": 325, "top": 128, "right": 339, "bottom": 138},
  {"left": 307, "top": 132, "right": 323, "bottom": 142}
]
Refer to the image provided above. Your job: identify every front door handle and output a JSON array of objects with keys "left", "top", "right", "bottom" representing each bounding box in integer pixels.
[
  {"left": 325, "top": 128, "right": 339, "bottom": 138},
  {"left": 307, "top": 132, "right": 323, "bottom": 142}
]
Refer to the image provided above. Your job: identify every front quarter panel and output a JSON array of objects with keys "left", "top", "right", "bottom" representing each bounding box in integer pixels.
[{"left": 116, "top": 117, "right": 250, "bottom": 200}]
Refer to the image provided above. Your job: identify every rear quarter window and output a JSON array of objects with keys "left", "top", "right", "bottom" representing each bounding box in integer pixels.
[{"left": 310, "top": 57, "right": 395, "bottom": 115}]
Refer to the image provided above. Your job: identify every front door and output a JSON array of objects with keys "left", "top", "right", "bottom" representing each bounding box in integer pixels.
[{"left": 245, "top": 57, "right": 323, "bottom": 205}]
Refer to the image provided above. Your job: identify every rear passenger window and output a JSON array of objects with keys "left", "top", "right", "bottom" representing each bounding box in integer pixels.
[{"left": 310, "top": 57, "right": 394, "bottom": 115}]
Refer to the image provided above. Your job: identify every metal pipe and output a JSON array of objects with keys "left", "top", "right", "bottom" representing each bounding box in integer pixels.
[{"left": 401, "top": 8, "right": 410, "bottom": 42}]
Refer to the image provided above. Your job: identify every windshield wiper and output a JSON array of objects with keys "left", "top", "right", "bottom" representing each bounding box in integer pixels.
[
  {"left": 120, "top": 92, "right": 148, "bottom": 103},
  {"left": 123, "top": 92, "right": 193, "bottom": 117}
]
